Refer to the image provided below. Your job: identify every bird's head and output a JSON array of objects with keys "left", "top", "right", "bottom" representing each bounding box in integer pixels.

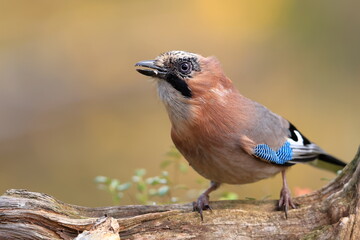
[{"left": 135, "top": 51, "right": 232, "bottom": 101}]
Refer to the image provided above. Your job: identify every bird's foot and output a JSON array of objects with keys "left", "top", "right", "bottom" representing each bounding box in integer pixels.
[
  {"left": 278, "top": 186, "right": 296, "bottom": 219},
  {"left": 193, "top": 193, "right": 212, "bottom": 221}
]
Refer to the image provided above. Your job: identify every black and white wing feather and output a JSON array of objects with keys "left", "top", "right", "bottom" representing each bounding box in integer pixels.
[
  {"left": 287, "top": 123, "right": 346, "bottom": 167},
  {"left": 286, "top": 123, "right": 324, "bottom": 163}
]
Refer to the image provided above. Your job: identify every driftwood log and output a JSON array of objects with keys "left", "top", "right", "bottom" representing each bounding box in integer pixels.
[{"left": 0, "top": 148, "right": 359, "bottom": 240}]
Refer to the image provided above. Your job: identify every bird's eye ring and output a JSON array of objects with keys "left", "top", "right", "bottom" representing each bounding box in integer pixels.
[{"left": 179, "top": 62, "right": 192, "bottom": 74}]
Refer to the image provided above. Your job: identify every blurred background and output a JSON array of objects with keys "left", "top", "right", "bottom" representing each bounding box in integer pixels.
[{"left": 0, "top": 0, "right": 359, "bottom": 207}]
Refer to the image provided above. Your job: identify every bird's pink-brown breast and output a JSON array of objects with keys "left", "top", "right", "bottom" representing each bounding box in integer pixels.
[
  {"left": 170, "top": 95, "right": 286, "bottom": 184},
  {"left": 165, "top": 55, "right": 287, "bottom": 183},
  {"left": 169, "top": 70, "right": 273, "bottom": 183}
]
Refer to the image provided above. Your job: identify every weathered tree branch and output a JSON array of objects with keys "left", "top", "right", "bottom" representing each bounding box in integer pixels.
[{"left": 0, "top": 148, "right": 359, "bottom": 239}]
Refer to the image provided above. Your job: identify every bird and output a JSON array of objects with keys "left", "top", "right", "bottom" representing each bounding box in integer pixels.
[{"left": 134, "top": 50, "right": 346, "bottom": 220}]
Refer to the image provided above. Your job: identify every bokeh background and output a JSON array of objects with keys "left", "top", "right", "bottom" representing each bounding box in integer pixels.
[{"left": 1, "top": 0, "right": 359, "bottom": 207}]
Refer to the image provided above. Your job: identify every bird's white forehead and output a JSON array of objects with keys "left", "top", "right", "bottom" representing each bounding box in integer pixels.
[
  {"left": 155, "top": 51, "right": 199, "bottom": 65},
  {"left": 159, "top": 50, "right": 198, "bottom": 59}
]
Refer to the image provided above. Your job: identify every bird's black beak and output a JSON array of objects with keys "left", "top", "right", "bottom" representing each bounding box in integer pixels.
[{"left": 135, "top": 60, "right": 166, "bottom": 78}]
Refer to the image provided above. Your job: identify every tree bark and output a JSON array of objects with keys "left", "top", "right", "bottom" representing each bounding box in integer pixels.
[{"left": 0, "top": 148, "right": 359, "bottom": 240}]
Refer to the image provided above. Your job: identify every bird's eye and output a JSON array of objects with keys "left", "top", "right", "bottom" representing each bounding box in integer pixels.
[{"left": 179, "top": 62, "right": 192, "bottom": 74}]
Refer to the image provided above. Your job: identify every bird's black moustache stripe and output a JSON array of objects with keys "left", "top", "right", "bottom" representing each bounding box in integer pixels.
[{"left": 166, "top": 73, "right": 192, "bottom": 98}]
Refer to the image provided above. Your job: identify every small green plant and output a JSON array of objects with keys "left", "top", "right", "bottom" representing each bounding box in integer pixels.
[
  {"left": 95, "top": 169, "right": 174, "bottom": 205},
  {"left": 219, "top": 192, "right": 239, "bottom": 200},
  {"left": 132, "top": 168, "right": 174, "bottom": 204},
  {"left": 95, "top": 146, "right": 239, "bottom": 205},
  {"left": 94, "top": 176, "right": 131, "bottom": 204}
]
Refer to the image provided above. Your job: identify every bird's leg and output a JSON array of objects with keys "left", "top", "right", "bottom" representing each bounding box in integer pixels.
[
  {"left": 278, "top": 170, "right": 296, "bottom": 218},
  {"left": 193, "top": 181, "right": 220, "bottom": 221}
]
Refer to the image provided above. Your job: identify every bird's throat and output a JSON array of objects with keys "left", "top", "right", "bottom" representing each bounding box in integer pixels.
[{"left": 157, "top": 80, "right": 193, "bottom": 127}]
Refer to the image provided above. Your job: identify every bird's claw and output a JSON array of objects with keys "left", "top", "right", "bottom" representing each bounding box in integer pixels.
[
  {"left": 278, "top": 187, "right": 296, "bottom": 219},
  {"left": 193, "top": 194, "right": 211, "bottom": 221}
]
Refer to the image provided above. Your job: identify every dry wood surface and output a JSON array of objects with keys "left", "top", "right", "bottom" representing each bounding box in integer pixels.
[{"left": 0, "top": 148, "right": 359, "bottom": 239}]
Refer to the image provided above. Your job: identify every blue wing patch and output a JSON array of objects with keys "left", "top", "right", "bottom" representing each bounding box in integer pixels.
[{"left": 253, "top": 142, "right": 293, "bottom": 165}]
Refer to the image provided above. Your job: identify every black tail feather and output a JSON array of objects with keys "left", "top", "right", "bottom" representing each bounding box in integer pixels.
[{"left": 318, "top": 154, "right": 347, "bottom": 167}]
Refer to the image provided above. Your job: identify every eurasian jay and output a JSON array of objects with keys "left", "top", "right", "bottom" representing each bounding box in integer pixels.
[{"left": 135, "top": 50, "right": 346, "bottom": 220}]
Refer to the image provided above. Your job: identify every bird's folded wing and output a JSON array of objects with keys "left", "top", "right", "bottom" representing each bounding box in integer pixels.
[{"left": 249, "top": 125, "right": 325, "bottom": 166}]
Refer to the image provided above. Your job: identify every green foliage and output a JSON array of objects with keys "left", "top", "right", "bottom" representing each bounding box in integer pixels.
[
  {"left": 219, "top": 192, "right": 239, "bottom": 200},
  {"left": 94, "top": 176, "right": 131, "bottom": 204},
  {"left": 95, "top": 146, "right": 239, "bottom": 205},
  {"left": 95, "top": 169, "right": 173, "bottom": 205}
]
